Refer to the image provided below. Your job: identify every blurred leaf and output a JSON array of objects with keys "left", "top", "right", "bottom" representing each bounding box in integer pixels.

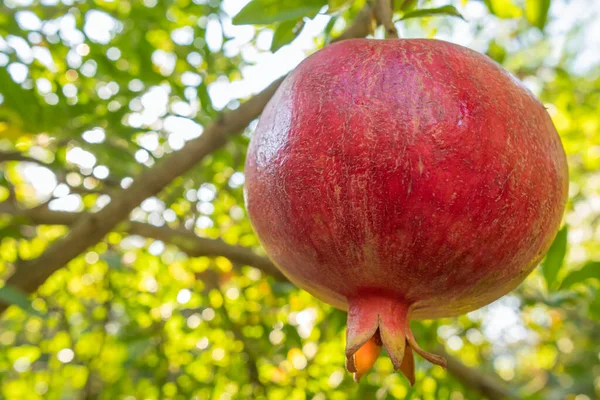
[
  {"left": 589, "top": 292, "right": 600, "bottom": 321},
  {"left": 544, "top": 291, "right": 579, "bottom": 307},
  {"left": 0, "top": 224, "right": 22, "bottom": 239},
  {"left": 198, "top": 83, "right": 217, "bottom": 118},
  {"left": 543, "top": 226, "right": 568, "bottom": 291},
  {"left": 0, "top": 285, "right": 43, "bottom": 317},
  {"left": 233, "top": 0, "right": 327, "bottom": 25},
  {"left": 102, "top": 252, "right": 128, "bottom": 271},
  {"left": 483, "top": 0, "right": 523, "bottom": 18},
  {"left": 283, "top": 324, "right": 303, "bottom": 347},
  {"left": 271, "top": 281, "right": 296, "bottom": 295},
  {"left": 328, "top": 0, "right": 354, "bottom": 13},
  {"left": 525, "top": 0, "right": 551, "bottom": 29},
  {"left": 487, "top": 39, "right": 507, "bottom": 63},
  {"left": 559, "top": 261, "right": 600, "bottom": 290},
  {"left": 395, "top": 0, "right": 418, "bottom": 12},
  {"left": 401, "top": 5, "right": 466, "bottom": 21},
  {"left": 322, "top": 308, "right": 346, "bottom": 337},
  {"left": 271, "top": 19, "right": 305, "bottom": 52}
]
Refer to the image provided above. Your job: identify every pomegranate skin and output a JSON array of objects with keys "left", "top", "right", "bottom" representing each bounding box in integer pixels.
[{"left": 244, "top": 39, "right": 568, "bottom": 378}]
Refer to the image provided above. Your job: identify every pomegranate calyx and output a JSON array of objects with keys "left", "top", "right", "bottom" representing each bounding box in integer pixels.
[
  {"left": 346, "top": 295, "right": 446, "bottom": 383},
  {"left": 398, "top": 343, "right": 415, "bottom": 386}
]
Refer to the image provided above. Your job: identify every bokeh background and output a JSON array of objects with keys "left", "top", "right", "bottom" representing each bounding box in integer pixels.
[{"left": 0, "top": 0, "right": 599, "bottom": 399}]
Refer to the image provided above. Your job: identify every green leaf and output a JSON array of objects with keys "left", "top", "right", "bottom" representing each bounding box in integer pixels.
[
  {"left": 271, "top": 281, "right": 295, "bottom": 295},
  {"left": 101, "top": 252, "right": 128, "bottom": 271},
  {"left": 328, "top": 0, "right": 354, "bottom": 13},
  {"left": 401, "top": 5, "right": 466, "bottom": 21},
  {"left": 487, "top": 40, "right": 507, "bottom": 64},
  {"left": 283, "top": 324, "right": 303, "bottom": 347},
  {"left": 323, "top": 14, "right": 338, "bottom": 43},
  {"left": 590, "top": 292, "right": 600, "bottom": 321},
  {"left": 271, "top": 19, "right": 305, "bottom": 52},
  {"left": 483, "top": 0, "right": 523, "bottom": 19},
  {"left": 395, "top": 0, "right": 418, "bottom": 12},
  {"left": 321, "top": 308, "right": 346, "bottom": 337},
  {"left": 559, "top": 261, "right": 600, "bottom": 290},
  {"left": 544, "top": 291, "right": 578, "bottom": 307},
  {"left": 233, "top": 0, "right": 327, "bottom": 25},
  {"left": 0, "top": 224, "right": 23, "bottom": 239},
  {"left": 542, "top": 226, "right": 568, "bottom": 291},
  {"left": 525, "top": 0, "right": 551, "bottom": 29},
  {"left": 198, "top": 83, "right": 217, "bottom": 118},
  {"left": 0, "top": 285, "right": 43, "bottom": 316}
]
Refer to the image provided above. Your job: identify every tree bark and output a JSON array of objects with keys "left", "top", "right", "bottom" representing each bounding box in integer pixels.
[{"left": 0, "top": 204, "right": 287, "bottom": 292}]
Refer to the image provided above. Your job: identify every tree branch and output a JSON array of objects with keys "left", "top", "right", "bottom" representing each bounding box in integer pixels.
[
  {"left": 0, "top": 151, "right": 41, "bottom": 165},
  {"left": 331, "top": 3, "right": 375, "bottom": 43},
  {"left": 434, "top": 348, "right": 522, "bottom": 400},
  {"left": 0, "top": 204, "right": 287, "bottom": 288},
  {"left": 374, "top": 0, "right": 399, "bottom": 38},
  {"left": 0, "top": 150, "right": 121, "bottom": 187},
  {"left": 0, "top": 4, "right": 373, "bottom": 313}
]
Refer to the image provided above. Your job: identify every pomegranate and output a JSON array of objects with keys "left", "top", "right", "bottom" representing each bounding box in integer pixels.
[{"left": 244, "top": 39, "right": 568, "bottom": 383}]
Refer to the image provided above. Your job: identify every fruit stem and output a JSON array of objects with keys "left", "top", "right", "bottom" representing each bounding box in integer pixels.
[{"left": 373, "top": 0, "right": 400, "bottom": 39}]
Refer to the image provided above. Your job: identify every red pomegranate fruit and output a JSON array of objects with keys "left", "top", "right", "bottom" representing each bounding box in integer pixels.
[{"left": 244, "top": 39, "right": 568, "bottom": 383}]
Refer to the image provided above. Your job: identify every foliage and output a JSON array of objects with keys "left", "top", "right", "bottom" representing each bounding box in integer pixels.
[
  {"left": 543, "top": 226, "right": 568, "bottom": 291},
  {"left": 0, "top": 0, "right": 599, "bottom": 399},
  {"left": 0, "top": 285, "right": 42, "bottom": 317},
  {"left": 400, "top": 6, "right": 465, "bottom": 21}
]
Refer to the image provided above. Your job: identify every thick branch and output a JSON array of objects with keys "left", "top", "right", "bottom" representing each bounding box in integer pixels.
[
  {"left": 374, "top": 0, "right": 399, "bottom": 38},
  {"left": 0, "top": 4, "right": 373, "bottom": 312},
  {"left": 0, "top": 150, "right": 121, "bottom": 187},
  {"left": 0, "top": 205, "right": 287, "bottom": 285},
  {"left": 434, "top": 348, "right": 522, "bottom": 400},
  {"left": 0, "top": 151, "right": 44, "bottom": 165},
  {"left": 331, "top": 3, "right": 374, "bottom": 43}
]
